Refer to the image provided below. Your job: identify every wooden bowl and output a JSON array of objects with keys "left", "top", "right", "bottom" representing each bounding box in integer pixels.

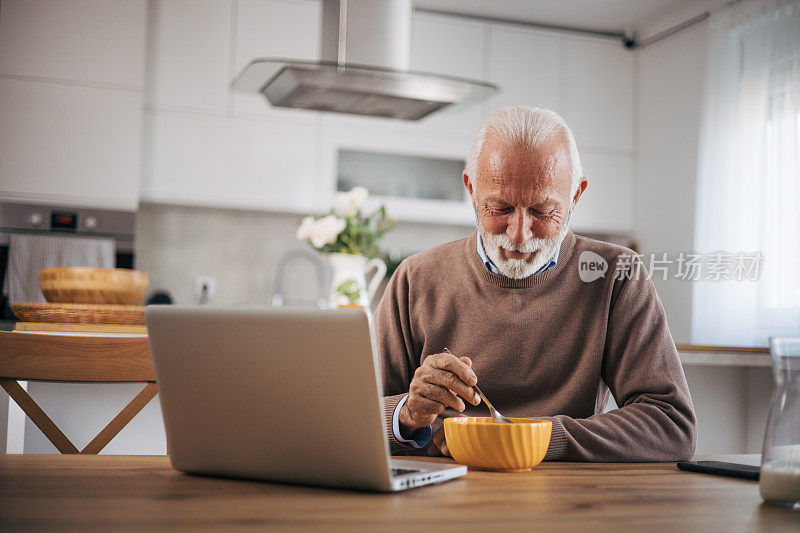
[{"left": 39, "top": 267, "right": 149, "bottom": 305}]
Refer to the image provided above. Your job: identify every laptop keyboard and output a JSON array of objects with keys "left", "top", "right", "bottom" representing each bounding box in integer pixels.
[{"left": 391, "top": 467, "right": 421, "bottom": 476}]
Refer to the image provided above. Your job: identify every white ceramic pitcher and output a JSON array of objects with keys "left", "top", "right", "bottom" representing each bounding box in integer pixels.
[{"left": 326, "top": 253, "right": 387, "bottom": 308}]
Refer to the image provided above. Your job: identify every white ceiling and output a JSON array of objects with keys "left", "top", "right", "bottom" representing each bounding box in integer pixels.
[{"left": 413, "top": 0, "right": 695, "bottom": 34}]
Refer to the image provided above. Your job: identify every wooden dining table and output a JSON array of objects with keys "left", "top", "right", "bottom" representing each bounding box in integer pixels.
[{"left": 0, "top": 453, "right": 797, "bottom": 531}]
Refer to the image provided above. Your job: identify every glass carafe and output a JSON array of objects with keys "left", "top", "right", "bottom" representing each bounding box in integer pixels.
[{"left": 760, "top": 337, "right": 800, "bottom": 509}]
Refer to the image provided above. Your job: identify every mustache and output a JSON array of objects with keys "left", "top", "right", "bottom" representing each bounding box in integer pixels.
[{"left": 484, "top": 232, "right": 546, "bottom": 254}]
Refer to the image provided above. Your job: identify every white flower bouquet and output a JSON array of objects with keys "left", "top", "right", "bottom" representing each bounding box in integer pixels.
[{"left": 296, "top": 186, "right": 394, "bottom": 258}]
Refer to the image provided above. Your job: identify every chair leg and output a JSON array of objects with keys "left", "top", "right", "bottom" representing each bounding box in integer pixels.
[
  {"left": 0, "top": 378, "right": 79, "bottom": 454},
  {"left": 81, "top": 383, "right": 158, "bottom": 454}
]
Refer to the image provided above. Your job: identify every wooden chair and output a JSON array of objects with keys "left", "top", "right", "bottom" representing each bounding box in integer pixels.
[{"left": 0, "top": 331, "right": 157, "bottom": 454}]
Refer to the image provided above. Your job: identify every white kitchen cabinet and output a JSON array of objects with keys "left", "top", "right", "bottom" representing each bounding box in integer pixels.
[
  {"left": 136, "top": 3, "right": 636, "bottom": 233},
  {"left": 317, "top": 118, "right": 473, "bottom": 223},
  {"left": 0, "top": 0, "right": 146, "bottom": 210},
  {"left": 140, "top": 110, "right": 317, "bottom": 212},
  {"left": 144, "top": 0, "right": 232, "bottom": 112},
  {"left": 315, "top": 111, "right": 405, "bottom": 210},
  {"left": 0, "top": 0, "right": 146, "bottom": 87},
  {"left": 233, "top": 0, "right": 321, "bottom": 118},
  {"left": 0, "top": 77, "right": 143, "bottom": 210},
  {"left": 569, "top": 151, "right": 633, "bottom": 233},
  {"left": 488, "top": 26, "right": 563, "bottom": 114},
  {"left": 564, "top": 38, "right": 634, "bottom": 152},
  {"left": 141, "top": 0, "right": 322, "bottom": 212},
  {"left": 412, "top": 14, "right": 485, "bottom": 81},
  {"left": 408, "top": 13, "right": 487, "bottom": 139}
]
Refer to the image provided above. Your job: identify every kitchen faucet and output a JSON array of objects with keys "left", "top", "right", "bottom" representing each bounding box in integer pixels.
[{"left": 271, "top": 249, "right": 328, "bottom": 309}]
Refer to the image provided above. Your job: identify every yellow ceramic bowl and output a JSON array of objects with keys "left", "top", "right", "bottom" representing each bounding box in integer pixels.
[{"left": 444, "top": 417, "right": 552, "bottom": 472}]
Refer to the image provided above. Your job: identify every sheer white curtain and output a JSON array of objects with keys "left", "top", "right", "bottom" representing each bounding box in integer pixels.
[{"left": 692, "top": 0, "right": 800, "bottom": 346}]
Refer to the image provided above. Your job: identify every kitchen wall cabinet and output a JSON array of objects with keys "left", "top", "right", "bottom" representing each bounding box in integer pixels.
[
  {"left": 563, "top": 37, "right": 634, "bottom": 232},
  {"left": 0, "top": 0, "right": 146, "bottom": 87},
  {"left": 488, "top": 26, "right": 563, "bottom": 114},
  {"left": 564, "top": 38, "right": 634, "bottom": 152},
  {"left": 0, "top": 0, "right": 146, "bottom": 210},
  {"left": 141, "top": 0, "right": 323, "bottom": 212},
  {"left": 141, "top": 110, "right": 317, "bottom": 212},
  {"left": 232, "top": 0, "right": 321, "bottom": 118},
  {"left": 407, "top": 13, "right": 487, "bottom": 141},
  {"left": 318, "top": 118, "right": 474, "bottom": 224},
  {"left": 144, "top": 0, "right": 232, "bottom": 113},
  {"left": 140, "top": 2, "right": 635, "bottom": 233},
  {"left": 144, "top": 0, "right": 320, "bottom": 118},
  {"left": 570, "top": 151, "right": 633, "bottom": 233},
  {"left": 0, "top": 78, "right": 143, "bottom": 210}
]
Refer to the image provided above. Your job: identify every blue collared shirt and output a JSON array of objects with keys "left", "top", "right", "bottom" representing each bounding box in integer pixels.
[{"left": 392, "top": 232, "right": 564, "bottom": 449}]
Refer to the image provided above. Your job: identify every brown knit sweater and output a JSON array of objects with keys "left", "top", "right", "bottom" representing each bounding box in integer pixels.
[{"left": 376, "top": 231, "right": 697, "bottom": 461}]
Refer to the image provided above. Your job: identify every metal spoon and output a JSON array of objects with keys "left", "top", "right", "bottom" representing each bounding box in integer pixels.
[{"left": 443, "top": 347, "right": 513, "bottom": 424}]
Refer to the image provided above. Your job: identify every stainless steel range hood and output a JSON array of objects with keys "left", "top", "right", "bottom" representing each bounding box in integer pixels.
[{"left": 231, "top": 0, "right": 498, "bottom": 121}]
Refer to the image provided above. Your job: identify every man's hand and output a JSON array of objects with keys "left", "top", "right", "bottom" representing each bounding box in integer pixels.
[{"left": 398, "top": 351, "right": 480, "bottom": 438}]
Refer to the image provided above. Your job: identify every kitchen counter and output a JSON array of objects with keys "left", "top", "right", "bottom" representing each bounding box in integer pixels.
[
  {"left": 677, "top": 343, "right": 771, "bottom": 368},
  {"left": 0, "top": 454, "right": 796, "bottom": 530}
]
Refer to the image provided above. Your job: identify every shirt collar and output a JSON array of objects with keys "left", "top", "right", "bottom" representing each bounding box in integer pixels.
[{"left": 476, "top": 232, "right": 562, "bottom": 278}]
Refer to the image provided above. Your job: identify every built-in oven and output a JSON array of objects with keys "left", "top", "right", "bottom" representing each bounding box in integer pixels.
[{"left": 0, "top": 201, "right": 137, "bottom": 323}]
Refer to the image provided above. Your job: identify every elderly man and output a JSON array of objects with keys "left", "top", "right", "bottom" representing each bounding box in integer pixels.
[{"left": 376, "top": 106, "right": 696, "bottom": 461}]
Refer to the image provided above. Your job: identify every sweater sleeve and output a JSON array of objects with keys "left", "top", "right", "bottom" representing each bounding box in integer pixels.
[
  {"left": 541, "top": 254, "right": 697, "bottom": 462},
  {"left": 374, "top": 261, "right": 421, "bottom": 453}
]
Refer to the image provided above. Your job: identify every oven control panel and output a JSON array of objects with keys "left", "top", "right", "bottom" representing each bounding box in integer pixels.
[
  {"left": 0, "top": 201, "right": 136, "bottom": 251},
  {"left": 51, "top": 212, "right": 78, "bottom": 231}
]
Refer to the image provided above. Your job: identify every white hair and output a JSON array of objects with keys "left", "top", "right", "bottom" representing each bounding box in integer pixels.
[{"left": 465, "top": 106, "right": 583, "bottom": 196}]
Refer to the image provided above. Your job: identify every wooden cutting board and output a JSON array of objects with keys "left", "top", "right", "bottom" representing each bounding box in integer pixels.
[
  {"left": 14, "top": 322, "right": 148, "bottom": 334},
  {"left": 11, "top": 302, "right": 146, "bottom": 325}
]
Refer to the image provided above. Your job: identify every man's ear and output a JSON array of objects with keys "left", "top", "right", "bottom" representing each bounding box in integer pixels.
[
  {"left": 463, "top": 171, "right": 474, "bottom": 198},
  {"left": 572, "top": 177, "right": 588, "bottom": 208}
]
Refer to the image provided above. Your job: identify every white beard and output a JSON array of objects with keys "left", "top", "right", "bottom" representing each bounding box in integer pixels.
[{"left": 475, "top": 204, "right": 571, "bottom": 280}]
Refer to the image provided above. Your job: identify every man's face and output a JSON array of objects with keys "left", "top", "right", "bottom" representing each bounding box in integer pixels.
[{"left": 464, "top": 136, "right": 586, "bottom": 279}]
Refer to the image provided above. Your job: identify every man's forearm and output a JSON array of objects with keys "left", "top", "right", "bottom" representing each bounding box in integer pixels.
[{"left": 538, "top": 401, "right": 696, "bottom": 462}]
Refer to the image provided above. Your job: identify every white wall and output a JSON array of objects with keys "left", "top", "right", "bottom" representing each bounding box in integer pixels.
[
  {"left": 22, "top": 383, "right": 166, "bottom": 454},
  {"left": 635, "top": 21, "right": 707, "bottom": 343},
  {"left": 635, "top": 12, "right": 774, "bottom": 455}
]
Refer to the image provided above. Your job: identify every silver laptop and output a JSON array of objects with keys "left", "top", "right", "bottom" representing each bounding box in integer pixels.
[{"left": 145, "top": 305, "right": 466, "bottom": 492}]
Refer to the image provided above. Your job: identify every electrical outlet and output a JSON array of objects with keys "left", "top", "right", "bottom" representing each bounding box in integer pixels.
[{"left": 193, "top": 275, "right": 217, "bottom": 303}]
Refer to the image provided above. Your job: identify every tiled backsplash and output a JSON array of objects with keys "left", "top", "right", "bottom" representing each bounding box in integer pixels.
[{"left": 135, "top": 202, "right": 474, "bottom": 307}]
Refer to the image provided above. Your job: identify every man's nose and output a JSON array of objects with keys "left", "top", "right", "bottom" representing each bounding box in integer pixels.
[{"left": 506, "top": 209, "right": 533, "bottom": 244}]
